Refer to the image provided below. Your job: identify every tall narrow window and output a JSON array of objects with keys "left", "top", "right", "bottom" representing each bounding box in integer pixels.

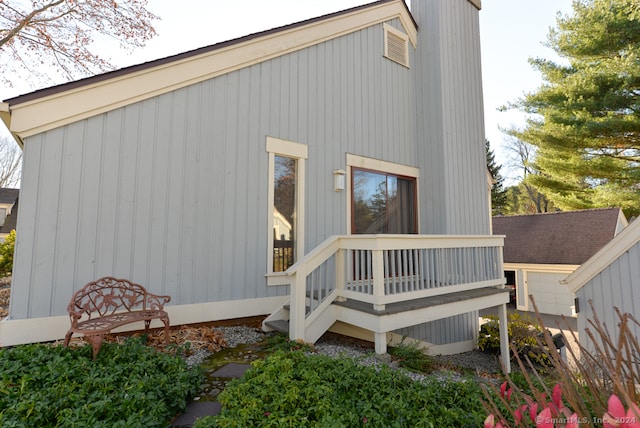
[
  {"left": 352, "top": 168, "right": 416, "bottom": 234},
  {"left": 273, "top": 155, "right": 297, "bottom": 272},
  {"left": 266, "top": 137, "right": 307, "bottom": 282}
]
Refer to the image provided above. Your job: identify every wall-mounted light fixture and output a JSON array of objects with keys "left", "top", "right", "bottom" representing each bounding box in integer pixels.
[{"left": 333, "top": 169, "right": 346, "bottom": 192}]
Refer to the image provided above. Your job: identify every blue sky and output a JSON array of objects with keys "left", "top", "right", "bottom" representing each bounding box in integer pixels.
[
  {"left": 479, "top": 0, "right": 573, "bottom": 181},
  {"left": 2, "top": 0, "right": 574, "bottom": 182}
]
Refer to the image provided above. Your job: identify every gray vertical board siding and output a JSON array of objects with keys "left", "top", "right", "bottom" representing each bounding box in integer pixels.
[
  {"left": 408, "top": 0, "right": 487, "bottom": 346},
  {"left": 439, "top": 0, "right": 488, "bottom": 235},
  {"left": 413, "top": 0, "right": 447, "bottom": 234},
  {"left": 52, "top": 124, "right": 84, "bottom": 315},
  {"left": 395, "top": 313, "right": 478, "bottom": 345},
  {"left": 577, "top": 244, "right": 640, "bottom": 351},
  {"left": 413, "top": 0, "right": 489, "bottom": 235},
  {"left": 11, "top": 20, "right": 418, "bottom": 318}
]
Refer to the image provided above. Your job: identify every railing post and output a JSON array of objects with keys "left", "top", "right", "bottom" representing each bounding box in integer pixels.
[
  {"left": 289, "top": 269, "right": 306, "bottom": 341},
  {"left": 498, "top": 302, "right": 511, "bottom": 374},
  {"left": 372, "top": 249, "right": 385, "bottom": 311},
  {"left": 335, "top": 248, "right": 347, "bottom": 302}
]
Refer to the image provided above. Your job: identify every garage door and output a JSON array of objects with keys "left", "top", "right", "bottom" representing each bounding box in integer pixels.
[{"left": 527, "top": 271, "right": 575, "bottom": 317}]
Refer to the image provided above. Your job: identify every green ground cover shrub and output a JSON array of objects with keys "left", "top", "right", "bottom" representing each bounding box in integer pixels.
[
  {"left": 388, "top": 339, "right": 433, "bottom": 374},
  {"left": 478, "top": 312, "right": 551, "bottom": 367},
  {"left": 0, "top": 337, "right": 203, "bottom": 427},
  {"left": 195, "top": 350, "right": 487, "bottom": 428},
  {"left": 263, "top": 333, "right": 316, "bottom": 353}
]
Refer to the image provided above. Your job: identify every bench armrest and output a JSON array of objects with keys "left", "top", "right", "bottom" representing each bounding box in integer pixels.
[
  {"left": 67, "top": 309, "right": 84, "bottom": 327},
  {"left": 146, "top": 293, "right": 171, "bottom": 310}
]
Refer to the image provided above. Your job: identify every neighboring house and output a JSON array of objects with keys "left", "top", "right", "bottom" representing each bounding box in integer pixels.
[
  {"left": 0, "top": 188, "right": 19, "bottom": 242},
  {"left": 0, "top": 0, "right": 510, "bottom": 367},
  {"left": 562, "top": 218, "right": 640, "bottom": 353},
  {"left": 493, "top": 208, "right": 627, "bottom": 317}
]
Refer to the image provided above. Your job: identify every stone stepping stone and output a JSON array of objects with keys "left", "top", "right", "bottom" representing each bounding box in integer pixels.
[
  {"left": 210, "top": 362, "right": 251, "bottom": 378},
  {"left": 170, "top": 401, "right": 222, "bottom": 427},
  {"left": 170, "top": 363, "right": 252, "bottom": 427}
]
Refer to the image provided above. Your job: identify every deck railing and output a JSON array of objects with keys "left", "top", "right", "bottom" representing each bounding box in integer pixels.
[{"left": 284, "top": 234, "right": 505, "bottom": 340}]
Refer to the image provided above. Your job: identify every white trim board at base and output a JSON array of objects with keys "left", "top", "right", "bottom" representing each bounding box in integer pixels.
[{"left": 0, "top": 296, "right": 288, "bottom": 347}]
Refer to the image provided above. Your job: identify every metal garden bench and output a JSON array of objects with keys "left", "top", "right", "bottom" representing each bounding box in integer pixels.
[{"left": 63, "top": 276, "right": 171, "bottom": 358}]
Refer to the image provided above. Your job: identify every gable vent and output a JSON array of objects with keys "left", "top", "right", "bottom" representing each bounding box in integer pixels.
[{"left": 384, "top": 24, "right": 409, "bottom": 68}]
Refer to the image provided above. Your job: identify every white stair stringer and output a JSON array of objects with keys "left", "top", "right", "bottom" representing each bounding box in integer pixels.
[
  {"left": 303, "top": 304, "right": 338, "bottom": 343},
  {"left": 301, "top": 289, "right": 340, "bottom": 343},
  {"left": 262, "top": 300, "right": 290, "bottom": 332},
  {"left": 263, "top": 290, "right": 340, "bottom": 343}
]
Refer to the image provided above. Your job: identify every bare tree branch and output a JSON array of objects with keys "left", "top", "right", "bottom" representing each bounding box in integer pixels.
[
  {"left": 0, "top": 0, "right": 65, "bottom": 47},
  {"left": 0, "top": 137, "right": 22, "bottom": 188},
  {"left": 0, "top": 0, "right": 159, "bottom": 86}
]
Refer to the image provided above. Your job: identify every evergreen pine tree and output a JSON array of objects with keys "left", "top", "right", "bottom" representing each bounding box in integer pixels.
[
  {"left": 508, "top": 0, "right": 640, "bottom": 217},
  {"left": 486, "top": 140, "right": 508, "bottom": 216}
]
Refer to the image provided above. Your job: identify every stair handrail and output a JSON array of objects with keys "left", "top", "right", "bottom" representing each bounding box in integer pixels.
[{"left": 285, "top": 236, "right": 343, "bottom": 340}]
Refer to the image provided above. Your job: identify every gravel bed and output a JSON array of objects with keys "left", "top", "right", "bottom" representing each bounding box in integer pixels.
[
  {"left": 188, "top": 324, "right": 501, "bottom": 383},
  {"left": 183, "top": 325, "right": 267, "bottom": 368}
]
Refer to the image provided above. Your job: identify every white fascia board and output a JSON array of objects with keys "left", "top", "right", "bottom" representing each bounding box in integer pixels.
[
  {"left": 8, "top": 1, "right": 415, "bottom": 138},
  {"left": 467, "top": 0, "right": 482, "bottom": 10},
  {"left": 0, "top": 102, "right": 24, "bottom": 149},
  {"left": 503, "top": 263, "right": 579, "bottom": 274},
  {"left": 616, "top": 209, "right": 629, "bottom": 235},
  {"left": 0, "top": 102, "right": 9, "bottom": 128},
  {"left": 563, "top": 218, "right": 640, "bottom": 293}
]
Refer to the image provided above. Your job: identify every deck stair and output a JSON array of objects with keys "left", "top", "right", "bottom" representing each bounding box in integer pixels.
[
  {"left": 262, "top": 234, "right": 512, "bottom": 372},
  {"left": 263, "top": 319, "right": 289, "bottom": 335}
]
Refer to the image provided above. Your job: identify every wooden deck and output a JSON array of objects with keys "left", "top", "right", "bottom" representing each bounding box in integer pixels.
[
  {"left": 263, "top": 234, "right": 511, "bottom": 372},
  {"left": 333, "top": 287, "right": 509, "bottom": 315}
]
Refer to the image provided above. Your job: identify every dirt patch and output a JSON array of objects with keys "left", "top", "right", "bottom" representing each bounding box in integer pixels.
[{"left": 105, "top": 325, "right": 228, "bottom": 354}]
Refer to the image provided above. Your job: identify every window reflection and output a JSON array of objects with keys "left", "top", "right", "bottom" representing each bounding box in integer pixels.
[
  {"left": 352, "top": 169, "right": 416, "bottom": 234},
  {"left": 273, "top": 155, "right": 296, "bottom": 272}
]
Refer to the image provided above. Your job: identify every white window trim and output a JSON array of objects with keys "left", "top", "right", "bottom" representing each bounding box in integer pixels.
[
  {"left": 383, "top": 23, "right": 410, "bottom": 68},
  {"left": 346, "top": 153, "right": 420, "bottom": 235},
  {"left": 266, "top": 136, "right": 308, "bottom": 286}
]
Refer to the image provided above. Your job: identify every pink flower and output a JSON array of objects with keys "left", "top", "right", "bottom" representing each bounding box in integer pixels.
[
  {"left": 484, "top": 414, "right": 495, "bottom": 428},
  {"left": 536, "top": 407, "right": 553, "bottom": 428},
  {"left": 500, "top": 381, "right": 513, "bottom": 401},
  {"left": 514, "top": 405, "right": 525, "bottom": 424},
  {"left": 602, "top": 395, "right": 640, "bottom": 428},
  {"left": 565, "top": 412, "right": 580, "bottom": 428},
  {"left": 604, "top": 395, "right": 626, "bottom": 428},
  {"left": 552, "top": 384, "right": 563, "bottom": 410},
  {"left": 484, "top": 414, "right": 507, "bottom": 428},
  {"left": 529, "top": 403, "right": 539, "bottom": 423},
  {"left": 625, "top": 403, "right": 640, "bottom": 428}
]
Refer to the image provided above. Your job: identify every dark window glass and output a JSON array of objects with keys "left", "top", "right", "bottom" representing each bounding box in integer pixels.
[
  {"left": 273, "top": 155, "right": 296, "bottom": 271},
  {"left": 352, "top": 169, "right": 416, "bottom": 234}
]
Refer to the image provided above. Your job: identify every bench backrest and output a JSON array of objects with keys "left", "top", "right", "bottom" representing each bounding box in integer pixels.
[{"left": 68, "top": 277, "right": 151, "bottom": 319}]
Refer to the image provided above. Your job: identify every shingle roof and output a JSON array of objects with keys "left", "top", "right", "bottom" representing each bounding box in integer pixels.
[
  {"left": 493, "top": 208, "right": 624, "bottom": 265},
  {"left": 0, "top": 188, "right": 18, "bottom": 234},
  {"left": 0, "top": 199, "right": 18, "bottom": 234},
  {"left": 0, "top": 188, "right": 19, "bottom": 205}
]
